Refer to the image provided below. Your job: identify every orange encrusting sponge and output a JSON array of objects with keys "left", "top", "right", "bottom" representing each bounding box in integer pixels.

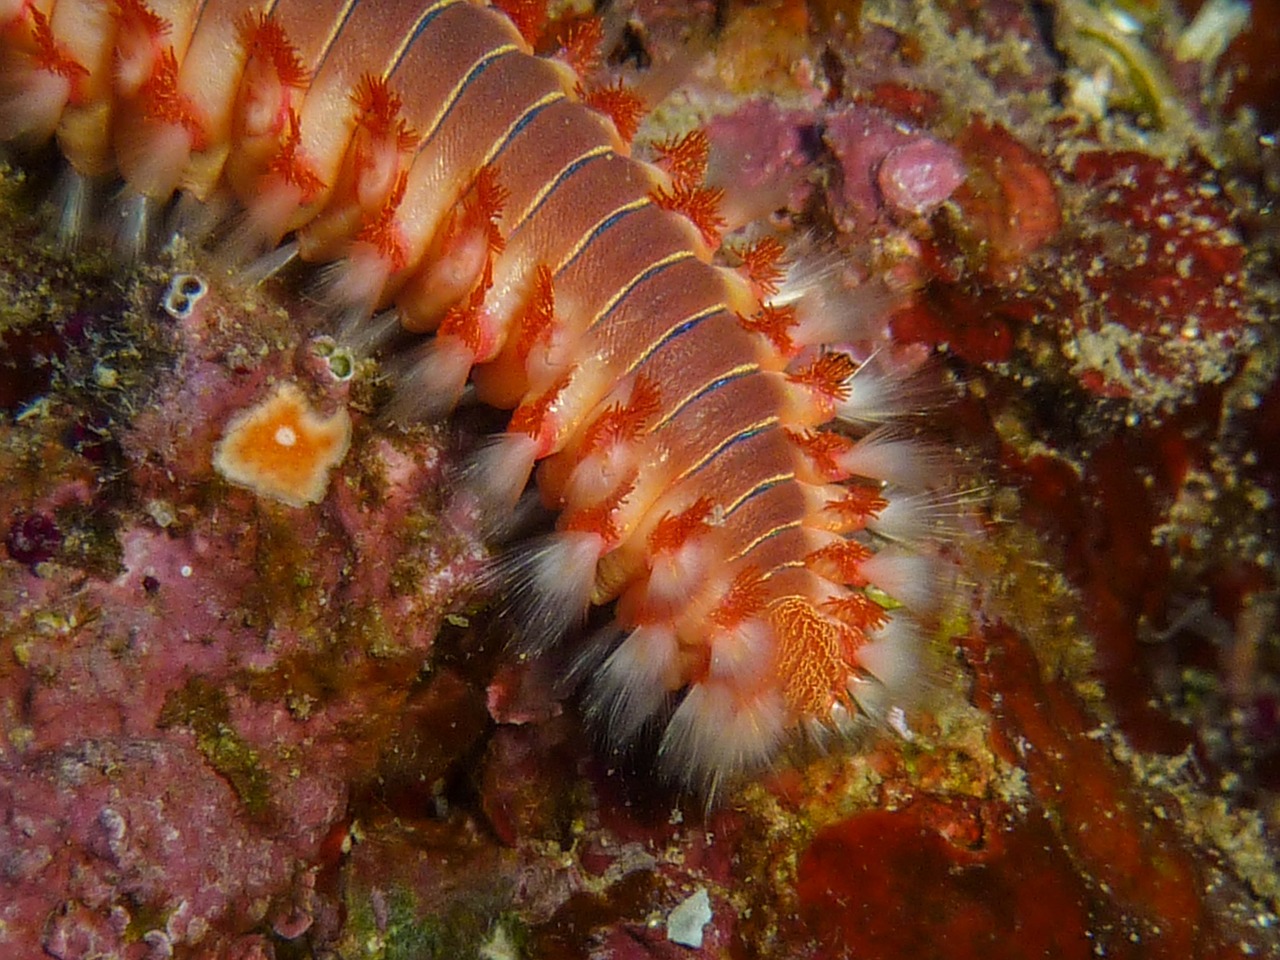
[{"left": 212, "top": 383, "right": 352, "bottom": 508}]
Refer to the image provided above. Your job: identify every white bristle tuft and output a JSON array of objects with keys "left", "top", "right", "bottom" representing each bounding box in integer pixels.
[
  {"left": 837, "top": 427, "right": 947, "bottom": 489},
  {"left": 867, "top": 488, "right": 971, "bottom": 545},
  {"left": 0, "top": 67, "right": 69, "bottom": 145},
  {"left": 219, "top": 204, "right": 289, "bottom": 266},
  {"left": 313, "top": 248, "right": 389, "bottom": 317},
  {"left": 836, "top": 353, "right": 950, "bottom": 426},
  {"left": 855, "top": 545, "right": 942, "bottom": 614},
  {"left": 645, "top": 537, "right": 715, "bottom": 621},
  {"left": 584, "top": 624, "right": 680, "bottom": 746},
  {"left": 706, "top": 619, "right": 774, "bottom": 687},
  {"left": 49, "top": 166, "right": 91, "bottom": 252},
  {"left": 383, "top": 335, "right": 475, "bottom": 423},
  {"left": 849, "top": 615, "right": 928, "bottom": 730},
  {"left": 110, "top": 190, "right": 153, "bottom": 261},
  {"left": 659, "top": 683, "right": 788, "bottom": 799},
  {"left": 490, "top": 530, "right": 603, "bottom": 655},
  {"left": 459, "top": 432, "right": 538, "bottom": 517},
  {"left": 113, "top": 122, "right": 189, "bottom": 201},
  {"left": 167, "top": 190, "right": 232, "bottom": 250},
  {"left": 239, "top": 239, "right": 301, "bottom": 287},
  {"left": 559, "top": 621, "right": 626, "bottom": 697},
  {"left": 769, "top": 253, "right": 889, "bottom": 348},
  {"left": 855, "top": 616, "right": 923, "bottom": 694},
  {"left": 337, "top": 307, "right": 403, "bottom": 360}
]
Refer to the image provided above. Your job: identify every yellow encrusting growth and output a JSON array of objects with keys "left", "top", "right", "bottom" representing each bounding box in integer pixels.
[{"left": 213, "top": 382, "right": 351, "bottom": 507}]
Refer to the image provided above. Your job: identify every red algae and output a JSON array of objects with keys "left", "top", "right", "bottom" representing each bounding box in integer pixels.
[
  {"left": 797, "top": 805, "right": 1094, "bottom": 960},
  {"left": 961, "top": 622, "right": 1280, "bottom": 958},
  {"left": 947, "top": 119, "right": 1063, "bottom": 286}
]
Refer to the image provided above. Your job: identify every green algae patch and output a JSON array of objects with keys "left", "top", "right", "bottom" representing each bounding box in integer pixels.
[
  {"left": 158, "top": 678, "right": 272, "bottom": 818},
  {"left": 339, "top": 887, "right": 524, "bottom": 960}
]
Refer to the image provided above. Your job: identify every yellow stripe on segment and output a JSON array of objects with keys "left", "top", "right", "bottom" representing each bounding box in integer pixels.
[
  {"left": 722, "top": 472, "right": 795, "bottom": 516},
  {"left": 477, "top": 90, "right": 566, "bottom": 170},
  {"left": 385, "top": 0, "right": 463, "bottom": 77},
  {"left": 649, "top": 362, "right": 760, "bottom": 431},
  {"left": 413, "top": 43, "right": 520, "bottom": 151},
  {"left": 729, "top": 520, "right": 803, "bottom": 565},
  {"left": 313, "top": 0, "right": 365, "bottom": 73},
  {"left": 552, "top": 197, "right": 651, "bottom": 274},
  {"left": 672, "top": 416, "right": 779, "bottom": 484},
  {"left": 586, "top": 250, "right": 694, "bottom": 329},
  {"left": 621, "top": 304, "right": 726, "bottom": 377},
  {"left": 510, "top": 145, "right": 612, "bottom": 233}
]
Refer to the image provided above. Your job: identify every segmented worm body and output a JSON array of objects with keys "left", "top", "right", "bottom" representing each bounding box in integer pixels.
[{"left": 1, "top": 0, "right": 950, "bottom": 792}]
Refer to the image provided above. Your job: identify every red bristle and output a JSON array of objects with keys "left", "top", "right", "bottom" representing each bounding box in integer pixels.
[
  {"left": 516, "top": 264, "right": 557, "bottom": 361},
  {"left": 735, "top": 236, "right": 788, "bottom": 297},
  {"left": 652, "top": 183, "right": 726, "bottom": 250},
  {"left": 645, "top": 496, "right": 716, "bottom": 555},
  {"left": 266, "top": 108, "right": 325, "bottom": 202},
  {"left": 509, "top": 368, "right": 573, "bottom": 445},
  {"left": 351, "top": 74, "right": 418, "bottom": 152},
  {"left": 577, "top": 373, "right": 661, "bottom": 456},
  {"left": 236, "top": 12, "right": 309, "bottom": 90},
  {"left": 140, "top": 47, "right": 208, "bottom": 149},
  {"left": 28, "top": 9, "right": 88, "bottom": 88},
  {"left": 437, "top": 259, "right": 495, "bottom": 354},
  {"left": 651, "top": 131, "right": 709, "bottom": 190},
  {"left": 491, "top": 0, "right": 548, "bottom": 46},
  {"left": 565, "top": 475, "right": 636, "bottom": 544},
  {"left": 466, "top": 164, "right": 509, "bottom": 254},
  {"left": 770, "top": 597, "right": 858, "bottom": 716},
  {"left": 112, "top": 0, "right": 171, "bottom": 40},
  {"left": 738, "top": 304, "right": 799, "bottom": 358},
  {"left": 354, "top": 169, "right": 410, "bottom": 270},
  {"left": 579, "top": 80, "right": 645, "bottom": 144},
  {"left": 648, "top": 497, "right": 716, "bottom": 555},
  {"left": 805, "top": 540, "right": 873, "bottom": 585},
  {"left": 788, "top": 430, "right": 857, "bottom": 480},
  {"left": 555, "top": 16, "right": 604, "bottom": 76},
  {"left": 709, "top": 566, "right": 768, "bottom": 629},
  {"left": 823, "top": 593, "right": 889, "bottom": 632},
  {"left": 787, "top": 352, "right": 858, "bottom": 404},
  {"left": 824, "top": 486, "right": 889, "bottom": 525}
]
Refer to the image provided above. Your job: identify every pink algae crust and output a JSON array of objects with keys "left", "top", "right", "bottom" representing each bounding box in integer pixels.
[{"left": 0, "top": 200, "right": 485, "bottom": 957}]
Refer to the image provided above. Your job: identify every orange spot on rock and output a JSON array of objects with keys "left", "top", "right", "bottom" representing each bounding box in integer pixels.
[{"left": 213, "top": 382, "right": 351, "bottom": 507}]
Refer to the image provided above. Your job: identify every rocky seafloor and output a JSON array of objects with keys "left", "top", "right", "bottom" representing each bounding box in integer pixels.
[{"left": 2, "top": 0, "right": 1278, "bottom": 957}]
